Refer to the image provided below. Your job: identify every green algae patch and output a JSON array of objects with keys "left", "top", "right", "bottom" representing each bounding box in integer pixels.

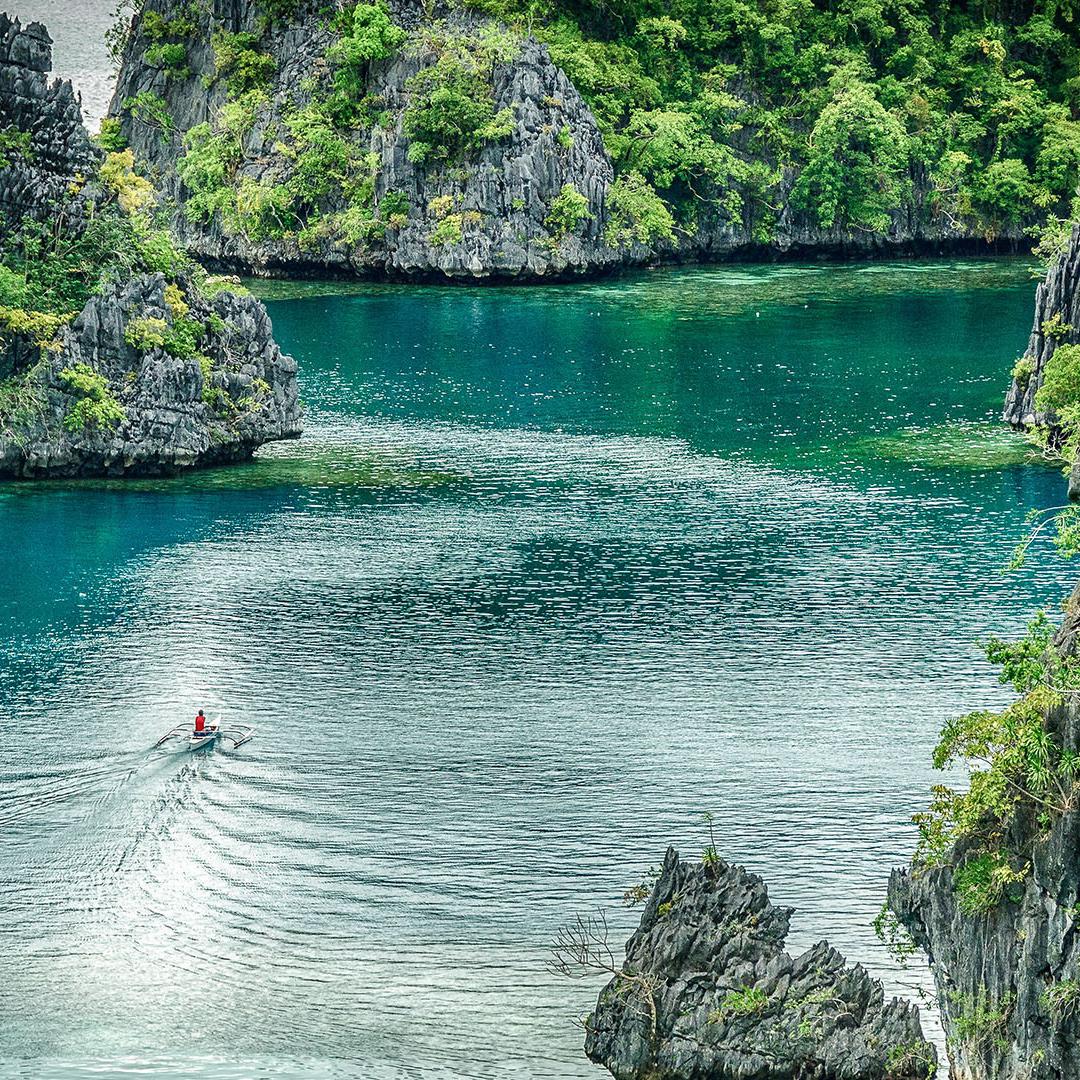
[
  {"left": 854, "top": 422, "right": 1046, "bottom": 470},
  {"left": 0, "top": 443, "right": 465, "bottom": 494}
]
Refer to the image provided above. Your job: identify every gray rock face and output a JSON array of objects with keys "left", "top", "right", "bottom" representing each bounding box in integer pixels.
[
  {"left": 0, "top": 13, "right": 99, "bottom": 233},
  {"left": 112, "top": 0, "right": 620, "bottom": 280},
  {"left": 0, "top": 273, "right": 301, "bottom": 477},
  {"left": 0, "top": 11, "right": 301, "bottom": 478},
  {"left": 889, "top": 594, "right": 1080, "bottom": 1080},
  {"left": 1003, "top": 226, "right": 1080, "bottom": 430},
  {"left": 586, "top": 847, "right": 935, "bottom": 1080},
  {"left": 110, "top": 0, "right": 1019, "bottom": 282}
]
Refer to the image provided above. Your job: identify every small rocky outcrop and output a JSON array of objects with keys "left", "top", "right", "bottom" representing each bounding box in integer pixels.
[
  {"left": 889, "top": 594, "right": 1080, "bottom": 1080},
  {"left": 0, "top": 15, "right": 98, "bottom": 225},
  {"left": 586, "top": 847, "right": 936, "bottom": 1080},
  {"left": 0, "top": 11, "right": 301, "bottom": 478},
  {"left": 1003, "top": 225, "right": 1080, "bottom": 432},
  {"left": 0, "top": 273, "right": 299, "bottom": 477}
]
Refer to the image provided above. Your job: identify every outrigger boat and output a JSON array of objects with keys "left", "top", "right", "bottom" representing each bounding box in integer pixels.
[{"left": 154, "top": 719, "right": 256, "bottom": 751}]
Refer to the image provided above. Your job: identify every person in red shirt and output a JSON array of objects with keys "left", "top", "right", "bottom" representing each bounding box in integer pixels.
[{"left": 194, "top": 709, "right": 206, "bottom": 733}]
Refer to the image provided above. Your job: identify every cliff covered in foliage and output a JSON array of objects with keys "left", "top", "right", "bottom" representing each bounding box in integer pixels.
[
  {"left": 889, "top": 592, "right": 1080, "bottom": 1080},
  {"left": 579, "top": 847, "right": 935, "bottom": 1080},
  {"left": 1002, "top": 225, "right": 1080, "bottom": 499},
  {"left": 0, "top": 11, "right": 300, "bottom": 477},
  {"left": 108, "top": 0, "right": 1080, "bottom": 280}
]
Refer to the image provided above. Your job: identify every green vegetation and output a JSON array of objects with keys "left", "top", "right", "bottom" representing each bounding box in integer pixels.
[
  {"left": 258, "top": 0, "right": 302, "bottom": 20},
  {"left": 461, "top": 0, "right": 1080, "bottom": 248},
  {"left": 708, "top": 986, "right": 769, "bottom": 1020},
  {"left": 95, "top": 118, "right": 128, "bottom": 153},
  {"left": 328, "top": 1, "right": 407, "bottom": 116},
  {"left": 872, "top": 903, "right": 917, "bottom": 967},
  {"left": 0, "top": 307, "right": 67, "bottom": 349},
  {"left": 1033, "top": 342, "right": 1080, "bottom": 461},
  {"left": 0, "top": 152, "right": 191, "bottom": 321},
  {"left": 100, "top": 149, "right": 156, "bottom": 215},
  {"left": 545, "top": 183, "right": 592, "bottom": 239},
  {"left": 119, "top": 0, "right": 1080, "bottom": 257},
  {"left": 883, "top": 1041, "right": 936, "bottom": 1079},
  {"left": 430, "top": 213, "right": 464, "bottom": 246},
  {"left": 948, "top": 989, "right": 1013, "bottom": 1052},
  {"left": 951, "top": 851, "right": 1028, "bottom": 915},
  {"left": 623, "top": 866, "right": 660, "bottom": 905},
  {"left": 212, "top": 30, "right": 277, "bottom": 94},
  {"left": 1012, "top": 356, "right": 1036, "bottom": 392},
  {"left": 606, "top": 172, "right": 676, "bottom": 247},
  {"left": 0, "top": 363, "right": 46, "bottom": 441},
  {"left": 124, "top": 312, "right": 203, "bottom": 361},
  {"left": 0, "top": 127, "right": 225, "bottom": 439},
  {"left": 177, "top": 3, "right": 408, "bottom": 250},
  {"left": 1041, "top": 977, "right": 1080, "bottom": 1021},
  {"left": 122, "top": 90, "right": 174, "bottom": 138},
  {"left": 700, "top": 810, "right": 720, "bottom": 868},
  {"left": 0, "top": 126, "right": 32, "bottom": 170},
  {"left": 58, "top": 363, "right": 126, "bottom": 433},
  {"left": 145, "top": 42, "right": 189, "bottom": 79},
  {"left": 910, "top": 606, "right": 1080, "bottom": 916},
  {"left": 403, "top": 25, "right": 517, "bottom": 167}
]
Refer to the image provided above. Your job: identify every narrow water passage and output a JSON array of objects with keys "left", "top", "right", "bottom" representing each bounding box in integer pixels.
[{"left": 0, "top": 261, "right": 1069, "bottom": 1078}]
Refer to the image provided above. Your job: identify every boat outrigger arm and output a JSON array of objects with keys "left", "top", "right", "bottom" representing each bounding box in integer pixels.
[{"left": 154, "top": 721, "right": 256, "bottom": 749}]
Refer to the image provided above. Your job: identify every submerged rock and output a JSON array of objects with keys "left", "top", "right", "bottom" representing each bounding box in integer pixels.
[
  {"left": 0, "top": 12, "right": 301, "bottom": 478},
  {"left": 586, "top": 847, "right": 935, "bottom": 1080}
]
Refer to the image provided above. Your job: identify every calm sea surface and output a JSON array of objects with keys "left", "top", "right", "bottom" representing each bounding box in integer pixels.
[{"left": 0, "top": 260, "right": 1075, "bottom": 1078}]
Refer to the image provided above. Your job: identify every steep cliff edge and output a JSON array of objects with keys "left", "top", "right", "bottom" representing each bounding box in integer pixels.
[
  {"left": 108, "top": 0, "right": 1034, "bottom": 282},
  {"left": 888, "top": 594, "right": 1080, "bottom": 1080},
  {"left": 111, "top": 0, "right": 621, "bottom": 279},
  {"left": 0, "top": 11, "right": 301, "bottom": 477},
  {"left": 1003, "top": 228, "right": 1080, "bottom": 431},
  {"left": 584, "top": 847, "right": 935, "bottom": 1080},
  {"left": 1002, "top": 226, "right": 1080, "bottom": 500}
]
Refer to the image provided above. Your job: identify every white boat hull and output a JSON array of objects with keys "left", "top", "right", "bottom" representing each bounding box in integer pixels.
[{"left": 155, "top": 720, "right": 255, "bottom": 751}]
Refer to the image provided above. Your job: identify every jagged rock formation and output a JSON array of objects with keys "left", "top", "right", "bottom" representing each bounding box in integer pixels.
[
  {"left": 0, "top": 273, "right": 299, "bottom": 477},
  {"left": 109, "top": 0, "right": 1012, "bottom": 283},
  {"left": 112, "top": 0, "right": 620, "bottom": 279},
  {"left": 586, "top": 847, "right": 936, "bottom": 1080},
  {"left": 0, "top": 16, "right": 99, "bottom": 223},
  {"left": 0, "top": 12, "right": 300, "bottom": 478},
  {"left": 1003, "top": 225, "right": 1080, "bottom": 433},
  {"left": 889, "top": 593, "right": 1080, "bottom": 1080}
]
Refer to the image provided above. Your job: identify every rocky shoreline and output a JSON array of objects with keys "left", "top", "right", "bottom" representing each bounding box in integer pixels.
[{"left": 0, "top": 13, "right": 301, "bottom": 478}]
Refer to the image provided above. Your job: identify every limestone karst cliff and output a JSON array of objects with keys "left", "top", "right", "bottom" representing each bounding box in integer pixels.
[
  {"left": 108, "top": 0, "right": 1026, "bottom": 283},
  {"left": 585, "top": 847, "right": 935, "bottom": 1080},
  {"left": 888, "top": 591, "right": 1080, "bottom": 1080},
  {"left": 1003, "top": 227, "right": 1080, "bottom": 433},
  {"left": 0, "top": 12, "right": 301, "bottom": 477}
]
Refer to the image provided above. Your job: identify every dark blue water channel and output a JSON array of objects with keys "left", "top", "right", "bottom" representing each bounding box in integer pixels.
[{"left": 0, "top": 260, "right": 1072, "bottom": 1078}]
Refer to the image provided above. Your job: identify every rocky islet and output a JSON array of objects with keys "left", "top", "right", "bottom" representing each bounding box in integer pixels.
[{"left": 0, "top": 12, "right": 300, "bottom": 478}]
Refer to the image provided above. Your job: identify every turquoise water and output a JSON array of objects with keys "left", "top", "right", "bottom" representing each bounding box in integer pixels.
[{"left": 0, "top": 260, "right": 1073, "bottom": 1078}]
